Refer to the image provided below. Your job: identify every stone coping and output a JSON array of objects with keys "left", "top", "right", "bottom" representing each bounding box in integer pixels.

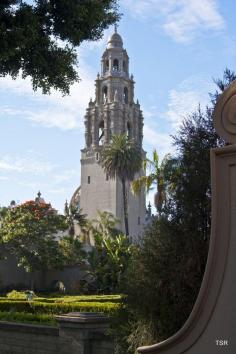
[{"left": 55, "top": 312, "right": 111, "bottom": 324}]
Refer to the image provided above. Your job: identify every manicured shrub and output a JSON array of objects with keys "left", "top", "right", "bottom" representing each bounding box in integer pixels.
[
  {"left": 0, "top": 300, "right": 120, "bottom": 315},
  {"left": 6, "top": 290, "right": 27, "bottom": 300},
  {"left": 0, "top": 311, "right": 56, "bottom": 325}
]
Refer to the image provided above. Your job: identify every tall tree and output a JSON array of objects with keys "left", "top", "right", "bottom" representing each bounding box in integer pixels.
[
  {"left": 64, "top": 200, "right": 87, "bottom": 237},
  {"left": 0, "top": 197, "right": 67, "bottom": 288},
  {"left": 0, "top": 0, "right": 120, "bottom": 94},
  {"left": 132, "top": 150, "right": 172, "bottom": 215},
  {"left": 100, "top": 134, "right": 142, "bottom": 236}
]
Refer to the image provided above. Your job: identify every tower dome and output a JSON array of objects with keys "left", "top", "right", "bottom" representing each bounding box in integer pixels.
[{"left": 107, "top": 31, "right": 123, "bottom": 49}]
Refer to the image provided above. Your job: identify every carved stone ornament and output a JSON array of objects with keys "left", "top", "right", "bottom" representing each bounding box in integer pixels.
[{"left": 213, "top": 79, "right": 236, "bottom": 143}]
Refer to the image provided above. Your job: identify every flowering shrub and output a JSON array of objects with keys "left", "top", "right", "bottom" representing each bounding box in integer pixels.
[{"left": 0, "top": 199, "right": 67, "bottom": 285}]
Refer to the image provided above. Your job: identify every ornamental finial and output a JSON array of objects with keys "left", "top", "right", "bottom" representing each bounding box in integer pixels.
[{"left": 114, "top": 23, "right": 118, "bottom": 33}]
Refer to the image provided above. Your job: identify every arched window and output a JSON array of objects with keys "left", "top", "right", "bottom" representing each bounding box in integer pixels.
[
  {"left": 127, "top": 122, "right": 131, "bottom": 139},
  {"left": 113, "top": 59, "right": 119, "bottom": 71},
  {"left": 124, "top": 87, "right": 128, "bottom": 104},
  {"left": 99, "top": 121, "right": 104, "bottom": 145},
  {"left": 105, "top": 59, "right": 109, "bottom": 71},
  {"left": 102, "top": 86, "right": 108, "bottom": 103}
]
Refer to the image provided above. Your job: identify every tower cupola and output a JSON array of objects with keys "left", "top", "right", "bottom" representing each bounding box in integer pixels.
[
  {"left": 101, "top": 30, "right": 129, "bottom": 79},
  {"left": 107, "top": 32, "right": 123, "bottom": 49}
]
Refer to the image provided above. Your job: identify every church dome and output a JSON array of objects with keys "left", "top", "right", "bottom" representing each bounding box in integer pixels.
[{"left": 107, "top": 32, "right": 123, "bottom": 49}]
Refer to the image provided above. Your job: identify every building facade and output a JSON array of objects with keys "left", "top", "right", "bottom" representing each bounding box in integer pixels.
[{"left": 78, "top": 30, "right": 146, "bottom": 238}]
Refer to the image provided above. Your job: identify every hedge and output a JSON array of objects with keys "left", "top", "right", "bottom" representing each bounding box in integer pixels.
[
  {"left": 0, "top": 311, "right": 56, "bottom": 325},
  {"left": 0, "top": 300, "right": 120, "bottom": 315},
  {"left": 37, "top": 295, "right": 123, "bottom": 303},
  {"left": 0, "top": 294, "right": 123, "bottom": 304}
]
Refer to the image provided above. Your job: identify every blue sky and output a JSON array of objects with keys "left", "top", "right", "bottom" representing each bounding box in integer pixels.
[{"left": 1, "top": 0, "right": 236, "bottom": 212}]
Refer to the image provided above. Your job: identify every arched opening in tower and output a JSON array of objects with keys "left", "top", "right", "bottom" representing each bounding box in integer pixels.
[
  {"left": 113, "top": 59, "right": 119, "bottom": 71},
  {"left": 99, "top": 120, "right": 105, "bottom": 145},
  {"left": 124, "top": 87, "right": 128, "bottom": 104},
  {"left": 102, "top": 86, "right": 108, "bottom": 103}
]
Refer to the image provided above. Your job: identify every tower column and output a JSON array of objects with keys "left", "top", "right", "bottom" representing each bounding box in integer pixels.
[{"left": 104, "top": 110, "right": 109, "bottom": 144}]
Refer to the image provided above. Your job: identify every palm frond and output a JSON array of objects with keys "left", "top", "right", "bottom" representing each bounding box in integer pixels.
[{"left": 131, "top": 176, "right": 147, "bottom": 195}]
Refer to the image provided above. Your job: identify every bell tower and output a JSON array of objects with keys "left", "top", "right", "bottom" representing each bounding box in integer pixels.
[{"left": 79, "top": 29, "right": 146, "bottom": 238}]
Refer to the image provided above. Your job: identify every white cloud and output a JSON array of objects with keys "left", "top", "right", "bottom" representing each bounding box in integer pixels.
[
  {"left": 0, "top": 154, "right": 55, "bottom": 175},
  {"left": 144, "top": 125, "right": 173, "bottom": 158},
  {"left": 122, "top": 0, "right": 225, "bottom": 43},
  {"left": 0, "top": 53, "right": 95, "bottom": 130},
  {"left": 27, "top": 109, "right": 81, "bottom": 130},
  {"left": 53, "top": 169, "right": 79, "bottom": 184},
  {"left": 165, "top": 76, "right": 214, "bottom": 128},
  {"left": 48, "top": 188, "right": 68, "bottom": 195}
]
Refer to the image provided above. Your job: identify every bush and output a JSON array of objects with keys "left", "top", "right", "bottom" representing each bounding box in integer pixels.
[
  {"left": 0, "top": 300, "right": 120, "bottom": 315},
  {"left": 125, "top": 218, "right": 203, "bottom": 343},
  {"left": 43, "top": 294, "right": 123, "bottom": 303},
  {"left": 0, "top": 311, "right": 56, "bottom": 325},
  {"left": 6, "top": 290, "right": 27, "bottom": 300}
]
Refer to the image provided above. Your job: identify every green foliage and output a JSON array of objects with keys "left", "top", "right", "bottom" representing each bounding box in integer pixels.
[
  {"left": 0, "top": 294, "right": 122, "bottom": 327},
  {"left": 37, "top": 294, "right": 123, "bottom": 303},
  {"left": 101, "top": 134, "right": 142, "bottom": 181},
  {"left": 132, "top": 150, "right": 172, "bottom": 214},
  {"left": 0, "top": 299, "right": 119, "bottom": 315},
  {"left": 85, "top": 211, "right": 132, "bottom": 293},
  {"left": 59, "top": 235, "right": 86, "bottom": 267},
  {"left": 0, "top": 294, "right": 122, "bottom": 303},
  {"left": 64, "top": 202, "right": 88, "bottom": 237},
  {"left": 126, "top": 320, "right": 157, "bottom": 354},
  {"left": 125, "top": 218, "right": 205, "bottom": 343},
  {"left": 6, "top": 290, "right": 27, "bottom": 300},
  {"left": 91, "top": 211, "right": 121, "bottom": 239},
  {"left": 101, "top": 134, "right": 143, "bottom": 235},
  {"left": 0, "top": 199, "right": 67, "bottom": 277},
  {"left": 0, "top": 0, "right": 120, "bottom": 94},
  {"left": 0, "top": 311, "right": 56, "bottom": 325},
  {"left": 88, "top": 233, "right": 132, "bottom": 294},
  {"left": 210, "top": 67, "right": 236, "bottom": 105}
]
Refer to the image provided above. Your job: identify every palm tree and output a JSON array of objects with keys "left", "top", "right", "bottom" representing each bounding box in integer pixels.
[
  {"left": 92, "top": 211, "right": 120, "bottom": 240},
  {"left": 132, "top": 150, "right": 171, "bottom": 215},
  {"left": 64, "top": 201, "right": 87, "bottom": 237},
  {"left": 100, "top": 134, "right": 142, "bottom": 236}
]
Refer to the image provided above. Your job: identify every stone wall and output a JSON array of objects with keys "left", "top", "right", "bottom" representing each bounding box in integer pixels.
[
  {"left": 0, "top": 246, "right": 86, "bottom": 293},
  {"left": 0, "top": 312, "right": 114, "bottom": 354},
  {"left": 0, "top": 321, "right": 70, "bottom": 354}
]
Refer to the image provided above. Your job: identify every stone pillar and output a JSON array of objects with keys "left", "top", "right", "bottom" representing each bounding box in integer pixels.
[
  {"left": 56, "top": 312, "right": 114, "bottom": 354},
  {"left": 103, "top": 110, "right": 109, "bottom": 144},
  {"left": 84, "top": 112, "right": 89, "bottom": 148}
]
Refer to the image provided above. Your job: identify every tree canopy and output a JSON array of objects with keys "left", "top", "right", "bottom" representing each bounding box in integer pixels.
[
  {"left": 0, "top": 199, "right": 67, "bottom": 277},
  {"left": 0, "top": 0, "right": 120, "bottom": 94}
]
